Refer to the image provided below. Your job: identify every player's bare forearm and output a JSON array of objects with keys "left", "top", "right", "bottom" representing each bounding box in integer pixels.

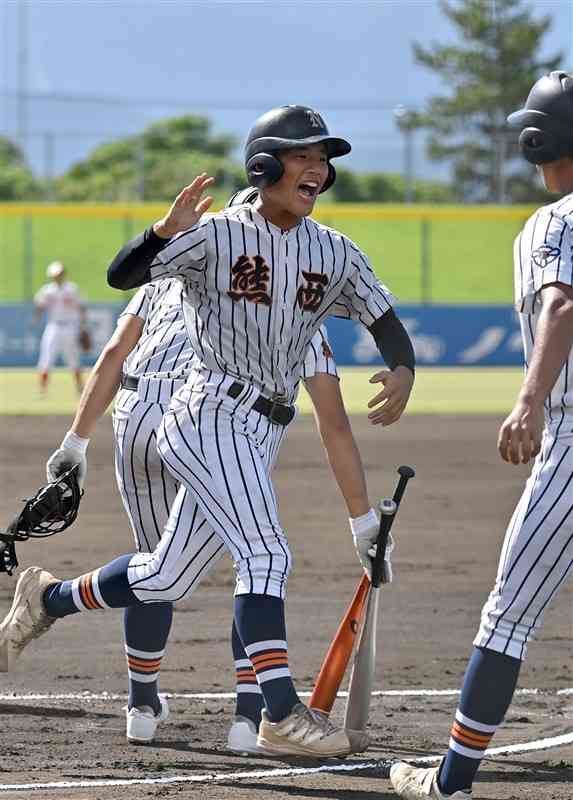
[
  {"left": 305, "top": 373, "right": 370, "bottom": 518},
  {"left": 519, "top": 284, "right": 573, "bottom": 406},
  {"left": 71, "top": 315, "right": 144, "bottom": 438},
  {"left": 498, "top": 283, "right": 573, "bottom": 464}
]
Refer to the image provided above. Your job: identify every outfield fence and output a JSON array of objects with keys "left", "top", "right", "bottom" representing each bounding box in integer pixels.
[{"left": 0, "top": 203, "right": 535, "bottom": 305}]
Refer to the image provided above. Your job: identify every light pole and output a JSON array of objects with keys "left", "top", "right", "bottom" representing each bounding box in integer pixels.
[{"left": 393, "top": 105, "right": 418, "bottom": 204}]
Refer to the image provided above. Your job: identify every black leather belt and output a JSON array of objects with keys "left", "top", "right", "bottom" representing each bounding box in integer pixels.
[
  {"left": 227, "top": 381, "right": 295, "bottom": 426},
  {"left": 120, "top": 374, "right": 139, "bottom": 392}
]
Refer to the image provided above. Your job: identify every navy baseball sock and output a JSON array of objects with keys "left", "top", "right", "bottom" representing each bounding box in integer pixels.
[
  {"left": 234, "top": 594, "right": 300, "bottom": 723},
  {"left": 124, "top": 602, "right": 173, "bottom": 714},
  {"left": 43, "top": 554, "right": 139, "bottom": 617},
  {"left": 232, "top": 619, "right": 264, "bottom": 727},
  {"left": 438, "top": 646, "right": 521, "bottom": 795}
]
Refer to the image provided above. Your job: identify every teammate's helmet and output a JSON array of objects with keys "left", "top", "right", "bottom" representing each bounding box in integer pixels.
[
  {"left": 507, "top": 71, "right": 573, "bottom": 164},
  {"left": 225, "top": 187, "right": 259, "bottom": 208},
  {"left": 244, "top": 105, "right": 351, "bottom": 192}
]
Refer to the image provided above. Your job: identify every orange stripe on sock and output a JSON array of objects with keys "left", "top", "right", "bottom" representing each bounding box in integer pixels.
[
  {"left": 236, "top": 668, "right": 256, "bottom": 678},
  {"left": 451, "top": 722, "right": 491, "bottom": 747},
  {"left": 252, "top": 657, "right": 289, "bottom": 672},
  {"left": 80, "top": 574, "right": 99, "bottom": 610},
  {"left": 127, "top": 657, "right": 162, "bottom": 669},
  {"left": 250, "top": 650, "right": 286, "bottom": 665}
]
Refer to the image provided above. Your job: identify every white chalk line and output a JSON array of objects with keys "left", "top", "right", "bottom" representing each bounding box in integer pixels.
[
  {"left": 0, "top": 687, "right": 570, "bottom": 702},
  {"left": 0, "top": 730, "right": 571, "bottom": 793}
]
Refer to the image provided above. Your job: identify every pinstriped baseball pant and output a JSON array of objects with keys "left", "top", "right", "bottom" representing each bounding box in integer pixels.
[
  {"left": 128, "top": 383, "right": 291, "bottom": 601},
  {"left": 474, "top": 432, "right": 573, "bottom": 660},
  {"left": 113, "top": 388, "right": 225, "bottom": 586}
]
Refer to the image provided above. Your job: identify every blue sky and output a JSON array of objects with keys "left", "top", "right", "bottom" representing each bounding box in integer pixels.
[{"left": 1, "top": 0, "right": 572, "bottom": 181}]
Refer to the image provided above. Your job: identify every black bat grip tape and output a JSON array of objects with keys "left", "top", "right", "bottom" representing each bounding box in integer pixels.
[{"left": 371, "top": 466, "right": 415, "bottom": 588}]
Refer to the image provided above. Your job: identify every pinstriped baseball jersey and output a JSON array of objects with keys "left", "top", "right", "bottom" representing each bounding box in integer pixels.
[
  {"left": 473, "top": 196, "right": 573, "bottom": 661},
  {"left": 514, "top": 195, "right": 573, "bottom": 428},
  {"left": 149, "top": 204, "right": 392, "bottom": 402},
  {"left": 114, "top": 279, "right": 334, "bottom": 564}
]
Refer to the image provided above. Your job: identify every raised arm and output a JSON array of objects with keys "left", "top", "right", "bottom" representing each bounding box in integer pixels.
[{"left": 107, "top": 174, "right": 215, "bottom": 290}]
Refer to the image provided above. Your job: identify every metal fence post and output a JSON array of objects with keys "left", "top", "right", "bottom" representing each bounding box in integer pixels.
[
  {"left": 22, "top": 216, "right": 34, "bottom": 300},
  {"left": 420, "top": 217, "right": 431, "bottom": 305}
]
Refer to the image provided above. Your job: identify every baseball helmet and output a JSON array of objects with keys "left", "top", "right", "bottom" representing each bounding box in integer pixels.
[
  {"left": 244, "top": 105, "right": 351, "bottom": 192},
  {"left": 226, "top": 187, "right": 259, "bottom": 208},
  {"left": 507, "top": 71, "right": 573, "bottom": 164}
]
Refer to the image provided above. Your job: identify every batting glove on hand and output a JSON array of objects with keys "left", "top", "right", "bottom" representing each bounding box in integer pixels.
[
  {"left": 350, "top": 508, "right": 395, "bottom": 583},
  {"left": 46, "top": 430, "right": 89, "bottom": 490}
]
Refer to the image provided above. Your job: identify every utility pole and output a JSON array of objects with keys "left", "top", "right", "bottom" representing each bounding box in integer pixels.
[{"left": 16, "top": 0, "right": 28, "bottom": 157}]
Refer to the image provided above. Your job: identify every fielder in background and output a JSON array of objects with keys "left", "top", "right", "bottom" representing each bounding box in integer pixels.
[
  {"left": 0, "top": 105, "right": 415, "bottom": 759},
  {"left": 391, "top": 70, "right": 573, "bottom": 800},
  {"left": 33, "top": 261, "right": 89, "bottom": 397}
]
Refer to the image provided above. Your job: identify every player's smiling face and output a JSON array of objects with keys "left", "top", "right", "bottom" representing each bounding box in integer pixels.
[{"left": 257, "top": 143, "right": 329, "bottom": 229}]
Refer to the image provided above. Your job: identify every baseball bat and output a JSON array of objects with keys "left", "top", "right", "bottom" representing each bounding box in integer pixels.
[
  {"left": 309, "top": 466, "right": 416, "bottom": 716},
  {"left": 343, "top": 466, "right": 415, "bottom": 731},
  {"left": 308, "top": 572, "right": 370, "bottom": 714}
]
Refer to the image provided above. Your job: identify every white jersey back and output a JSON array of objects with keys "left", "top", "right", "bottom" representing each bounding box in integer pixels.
[
  {"left": 34, "top": 281, "right": 83, "bottom": 324},
  {"left": 514, "top": 194, "right": 573, "bottom": 427},
  {"left": 150, "top": 204, "right": 393, "bottom": 402},
  {"left": 120, "top": 277, "right": 335, "bottom": 402}
]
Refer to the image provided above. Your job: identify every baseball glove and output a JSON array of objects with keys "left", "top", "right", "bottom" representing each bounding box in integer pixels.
[
  {"left": 0, "top": 466, "right": 82, "bottom": 575},
  {"left": 78, "top": 328, "right": 92, "bottom": 352}
]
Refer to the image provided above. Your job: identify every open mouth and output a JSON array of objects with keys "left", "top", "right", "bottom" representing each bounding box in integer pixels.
[{"left": 297, "top": 181, "right": 320, "bottom": 200}]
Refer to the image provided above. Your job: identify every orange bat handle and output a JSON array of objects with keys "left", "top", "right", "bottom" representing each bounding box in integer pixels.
[{"left": 308, "top": 574, "right": 370, "bottom": 714}]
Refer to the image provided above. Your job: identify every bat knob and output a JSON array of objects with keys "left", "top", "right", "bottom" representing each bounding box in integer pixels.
[
  {"left": 398, "top": 465, "right": 415, "bottom": 479},
  {"left": 379, "top": 499, "right": 397, "bottom": 515}
]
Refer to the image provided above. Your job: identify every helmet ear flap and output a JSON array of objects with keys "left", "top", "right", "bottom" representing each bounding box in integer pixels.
[
  {"left": 519, "top": 126, "right": 572, "bottom": 165},
  {"left": 246, "top": 153, "right": 284, "bottom": 188},
  {"left": 320, "top": 162, "right": 337, "bottom": 193}
]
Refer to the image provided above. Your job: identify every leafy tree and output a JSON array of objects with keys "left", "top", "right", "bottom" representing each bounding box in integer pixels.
[
  {"left": 411, "top": 0, "right": 561, "bottom": 202},
  {"left": 330, "top": 168, "right": 453, "bottom": 203},
  {"left": 56, "top": 114, "right": 242, "bottom": 202},
  {"left": 0, "top": 136, "right": 40, "bottom": 200}
]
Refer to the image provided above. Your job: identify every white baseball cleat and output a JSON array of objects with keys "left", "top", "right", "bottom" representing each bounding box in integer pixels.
[
  {"left": 0, "top": 566, "right": 59, "bottom": 672},
  {"left": 227, "top": 715, "right": 271, "bottom": 755},
  {"left": 257, "top": 703, "right": 369, "bottom": 758},
  {"left": 125, "top": 695, "right": 169, "bottom": 743},
  {"left": 390, "top": 761, "right": 472, "bottom": 799}
]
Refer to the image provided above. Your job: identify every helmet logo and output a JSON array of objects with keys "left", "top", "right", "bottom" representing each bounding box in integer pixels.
[
  {"left": 532, "top": 244, "right": 561, "bottom": 269},
  {"left": 306, "top": 110, "right": 325, "bottom": 129}
]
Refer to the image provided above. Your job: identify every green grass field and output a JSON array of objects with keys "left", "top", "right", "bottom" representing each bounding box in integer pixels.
[
  {"left": 0, "top": 210, "right": 526, "bottom": 304},
  {"left": 0, "top": 367, "right": 522, "bottom": 416}
]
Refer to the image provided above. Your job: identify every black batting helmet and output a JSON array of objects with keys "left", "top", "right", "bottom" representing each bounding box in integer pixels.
[
  {"left": 244, "top": 105, "right": 351, "bottom": 192},
  {"left": 508, "top": 71, "right": 573, "bottom": 164}
]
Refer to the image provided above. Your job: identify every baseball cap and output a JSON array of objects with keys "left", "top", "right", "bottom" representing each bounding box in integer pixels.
[{"left": 46, "top": 261, "right": 65, "bottom": 279}]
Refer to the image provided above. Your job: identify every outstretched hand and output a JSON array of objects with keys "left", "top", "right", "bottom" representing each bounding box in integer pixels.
[
  {"left": 367, "top": 366, "right": 414, "bottom": 426},
  {"left": 153, "top": 174, "right": 215, "bottom": 239}
]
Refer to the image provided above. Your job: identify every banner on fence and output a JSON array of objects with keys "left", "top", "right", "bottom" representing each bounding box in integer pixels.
[{"left": 0, "top": 303, "right": 523, "bottom": 368}]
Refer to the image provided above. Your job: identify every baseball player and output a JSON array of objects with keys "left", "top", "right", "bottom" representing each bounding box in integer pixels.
[
  {"left": 42, "top": 270, "right": 378, "bottom": 751},
  {"left": 391, "top": 71, "right": 573, "bottom": 799},
  {"left": 33, "top": 261, "right": 87, "bottom": 396},
  {"left": 0, "top": 106, "right": 415, "bottom": 758}
]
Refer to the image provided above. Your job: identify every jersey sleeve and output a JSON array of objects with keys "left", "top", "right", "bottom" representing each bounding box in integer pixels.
[
  {"left": 515, "top": 210, "right": 573, "bottom": 313},
  {"left": 302, "top": 326, "right": 339, "bottom": 380},
  {"left": 149, "top": 219, "right": 210, "bottom": 280},
  {"left": 329, "top": 239, "right": 395, "bottom": 325},
  {"left": 33, "top": 285, "right": 48, "bottom": 307},
  {"left": 119, "top": 285, "right": 151, "bottom": 321}
]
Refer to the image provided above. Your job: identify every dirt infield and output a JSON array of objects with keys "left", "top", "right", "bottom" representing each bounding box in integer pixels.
[{"left": 0, "top": 413, "right": 571, "bottom": 800}]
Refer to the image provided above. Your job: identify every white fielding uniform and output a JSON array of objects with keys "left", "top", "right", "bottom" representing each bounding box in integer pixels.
[
  {"left": 35, "top": 280, "right": 84, "bottom": 371},
  {"left": 113, "top": 277, "right": 338, "bottom": 601},
  {"left": 126, "top": 205, "right": 393, "bottom": 602},
  {"left": 475, "top": 195, "right": 573, "bottom": 660}
]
